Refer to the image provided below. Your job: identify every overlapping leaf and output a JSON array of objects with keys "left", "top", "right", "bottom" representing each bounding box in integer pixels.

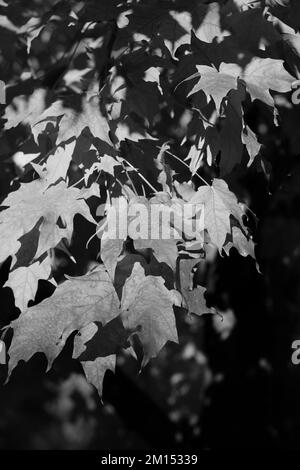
[
  {"left": 186, "top": 57, "right": 294, "bottom": 110},
  {"left": 121, "top": 263, "right": 180, "bottom": 366},
  {"left": 73, "top": 317, "right": 131, "bottom": 396},
  {"left": 188, "top": 63, "right": 240, "bottom": 113},
  {"left": 31, "top": 94, "right": 112, "bottom": 147},
  {"left": 188, "top": 178, "right": 249, "bottom": 252},
  {"left": 0, "top": 180, "right": 98, "bottom": 265},
  {"left": 4, "top": 256, "right": 53, "bottom": 312},
  {"left": 178, "top": 258, "right": 216, "bottom": 316},
  {"left": 0, "top": 0, "right": 279, "bottom": 397},
  {"left": 8, "top": 262, "right": 181, "bottom": 389},
  {"left": 8, "top": 265, "right": 120, "bottom": 376}
]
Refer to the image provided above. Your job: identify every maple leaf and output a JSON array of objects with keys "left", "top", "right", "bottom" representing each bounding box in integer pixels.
[
  {"left": 31, "top": 94, "right": 112, "bottom": 147},
  {"left": 73, "top": 323, "right": 116, "bottom": 398},
  {"left": 241, "top": 57, "right": 295, "bottom": 107},
  {"left": 223, "top": 226, "right": 255, "bottom": 258},
  {"left": 121, "top": 263, "right": 180, "bottom": 366},
  {"left": 114, "top": 252, "right": 150, "bottom": 299},
  {"left": 4, "top": 256, "right": 53, "bottom": 312},
  {"left": 128, "top": 191, "right": 203, "bottom": 263},
  {"left": 0, "top": 180, "right": 98, "bottom": 264},
  {"left": 159, "top": 10, "right": 191, "bottom": 58},
  {"left": 242, "top": 124, "right": 261, "bottom": 166},
  {"left": 73, "top": 316, "right": 131, "bottom": 396},
  {"left": 75, "top": 317, "right": 130, "bottom": 363},
  {"left": 100, "top": 234, "right": 124, "bottom": 280},
  {"left": 188, "top": 179, "right": 248, "bottom": 252},
  {"left": 134, "top": 238, "right": 178, "bottom": 271},
  {"left": 8, "top": 260, "right": 181, "bottom": 378},
  {"left": 31, "top": 140, "right": 76, "bottom": 188},
  {"left": 194, "top": 2, "right": 228, "bottom": 43},
  {"left": 187, "top": 63, "right": 240, "bottom": 113},
  {"left": 178, "top": 258, "right": 216, "bottom": 316},
  {"left": 8, "top": 265, "right": 120, "bottom": 376},
  {"left": 0, "top": 0, "right": 283, "bottom": 397},
  {"left": 79, "top": 354, "right": 115, "bottom": 399},
  {"left": 186, "top": 56, "right": 294, "bottom": 114},
  {"left": 84, "top": 154, "right": 122, "bottom": 184},
  {"left": 4, "top": 88, "right": 49, "bottom": 130},
  {"left": 185, "top": 56, "right": 294, "bottom": 113},
  {"left": 98, "top": 193, "right": 182, "bottom": 275},
  {"left": 189, "top": 86, "right": 260, "bottom": 174},
  {"left": 97, "top": 196, "right": 128, "bottom": 279},
  {"left": 173, "top": 180, "right": 197, "bottom": 201},
  {"left": 97, "top": 154, "right": 121, "bottom": 176},
  {"left": 118, "top": 3, "right": 191, "bottom": 59}
]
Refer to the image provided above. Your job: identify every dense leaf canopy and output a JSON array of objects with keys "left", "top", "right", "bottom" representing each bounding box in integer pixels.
[{"left": 0, "top": 0, "right": 299, "bottom": 396}]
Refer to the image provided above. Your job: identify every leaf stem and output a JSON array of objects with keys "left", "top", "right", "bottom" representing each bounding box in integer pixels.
[
  {"left": 122, "top": 158, "right": 158, "bottom": 193},
  {"left": 121, "top": 161, "right": 138, "bottom": 196},
  {"left": 69, "top": 176, "right": 86, "bottom": 188},
  {"left": 156, "top": 146, "right": 210, "bottom": 186}
]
